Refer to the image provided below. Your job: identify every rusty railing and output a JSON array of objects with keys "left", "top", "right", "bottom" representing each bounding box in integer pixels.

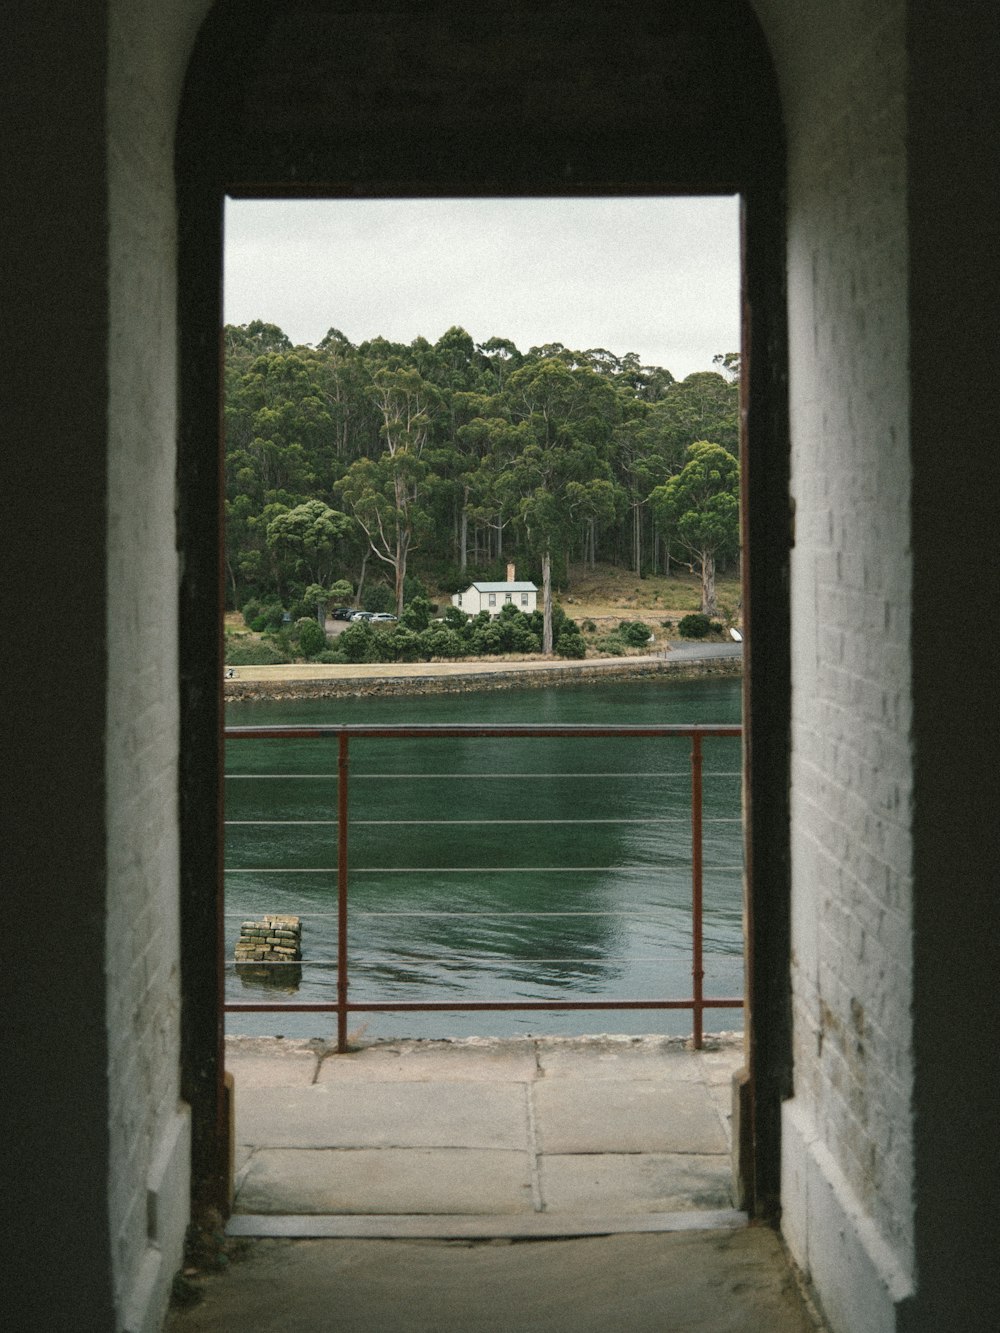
[{"left": 224, "top": 723, "right": 743, "bottom": 1050}]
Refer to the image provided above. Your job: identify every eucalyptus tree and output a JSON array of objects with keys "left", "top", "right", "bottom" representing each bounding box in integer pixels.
[
  {"left": 613, "top": 395, "right": 691, "bottom": 574},
  {"left": 476, "top": 336, "right": 523, "bottom": 393},
  {"left": 337, "top": 366, "right": 441, "bottom": 614},
  {"left": 456, "top": 416, "right": 533, "bottom": 568},
  {"left": 648, "top": 441, "right": 740, "bottom": 616},
  {"left": 659, "top": 370, "right": 739, "bottom": 455},
  {"left": 499, "top": 357, "right": 622, "bottom": 650},
  {"left": 224, "top": 320, "right": 293, "bottom": 360},
  {"left": 265, "top": 500, "right": 354, "bottom": 608}
]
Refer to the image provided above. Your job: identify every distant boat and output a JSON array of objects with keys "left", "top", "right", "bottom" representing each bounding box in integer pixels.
[{"left": 729, "top": 628, "right": 743, "bottom": 643}]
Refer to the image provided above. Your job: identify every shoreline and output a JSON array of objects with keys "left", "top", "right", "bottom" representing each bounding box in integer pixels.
[{"left": 224, "top": 652, "right": 742, "bottom": 702}]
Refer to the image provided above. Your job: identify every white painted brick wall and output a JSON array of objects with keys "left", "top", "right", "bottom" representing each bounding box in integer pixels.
[
  {"left": 104, "top": 4, "right": 209, "bottom": 1330},
  {"left": 755, "top": 0, "right": 916, "bottom": 1313}
]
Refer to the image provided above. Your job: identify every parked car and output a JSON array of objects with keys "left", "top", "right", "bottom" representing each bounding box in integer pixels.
[
  {"left": 349, "top": 610, "right": 374, "bottom": 621},
  {"left": 369, "top": 612, "right": 398, "bottom": 623},
  {"left": 331, "top": 607, "right": 354, "bottom": 620}
]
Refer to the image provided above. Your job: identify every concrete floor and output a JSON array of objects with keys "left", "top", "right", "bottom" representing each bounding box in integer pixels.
[
  {"left": 226, "top": 1034, "right": 743, "bottom": 1232},
  {"left": 163, "top": 1035, "right": 824, "bottom": 1331},
  {"left": 165, "top": 1230, "right": 822, "bottom": 1332}
]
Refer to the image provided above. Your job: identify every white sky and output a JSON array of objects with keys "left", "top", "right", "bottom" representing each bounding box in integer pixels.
[{"left": 224, "top": 197, "right": 740, "bottom": 381}]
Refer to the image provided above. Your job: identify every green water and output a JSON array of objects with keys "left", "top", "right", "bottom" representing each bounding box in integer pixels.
[{"left": 225, "top": 676, "right": 743, "bottom": 1039}]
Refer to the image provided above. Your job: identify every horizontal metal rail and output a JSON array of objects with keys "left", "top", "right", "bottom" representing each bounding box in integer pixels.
[{"left": 225, "top": 723, "right": 743, "bottom": 1050}]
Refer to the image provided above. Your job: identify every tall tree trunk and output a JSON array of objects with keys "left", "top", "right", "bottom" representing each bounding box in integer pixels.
[
  {"left": 542, "top": 551, "right": 553, "bottom": 653},
  {"left": 701, "top": 549, "right": 717, "bottom": 616},
  {"left": 394, "top": 540, "right": 407, "bottom": 617},
  {"left": 459, "top": 491, "right": 468, "bottom": 575},
  {"left": 355, "top": 548, "right": 370, "bottom": 607},
  {"left": 633, "top": 502, "right": 641, "bottom": 575}
]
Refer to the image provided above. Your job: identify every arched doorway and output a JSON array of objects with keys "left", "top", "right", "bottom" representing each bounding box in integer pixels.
[{"left": 176, "top": 0, "right": 789, "bottom": 1220}]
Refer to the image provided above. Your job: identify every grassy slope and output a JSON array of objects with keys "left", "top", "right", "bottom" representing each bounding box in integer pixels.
[{"left": 552, "top": 562, "right": 741, "bottom": 627}]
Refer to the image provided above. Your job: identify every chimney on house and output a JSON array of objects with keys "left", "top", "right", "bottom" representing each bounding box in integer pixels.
[{"left": 507, "top": 562, "right": 515, "bottom": 583}]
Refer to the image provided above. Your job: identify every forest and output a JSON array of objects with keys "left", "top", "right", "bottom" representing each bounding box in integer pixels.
[{"left": 224, "top": 319, "right": 741, "bottom": 656}]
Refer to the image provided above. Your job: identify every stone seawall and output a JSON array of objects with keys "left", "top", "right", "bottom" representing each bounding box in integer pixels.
[{"left": 224, "top": 656, "right": 741, "bottom": 703}]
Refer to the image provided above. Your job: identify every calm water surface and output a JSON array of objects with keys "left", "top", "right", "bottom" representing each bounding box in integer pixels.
[{"left": 225, "top": 676, "right": 743, "bottom": 1040}]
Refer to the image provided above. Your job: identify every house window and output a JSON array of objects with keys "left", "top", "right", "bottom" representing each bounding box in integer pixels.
[
  {"left": 488, "top": 593, "right": 496, "bottom": 607},
  {"left": 521, "top": 593, "right": 528, "bottom": 606},
  {"left": 457, "top": 593, "right": 462, "bottom": 606},
  {"left": 505, "top": 593, "right": 512, "bottom": 603}
]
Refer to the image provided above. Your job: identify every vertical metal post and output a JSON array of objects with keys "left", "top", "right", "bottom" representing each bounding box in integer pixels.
[
  {"left": 337, "top": 734, "right": 349, "bottom": 1052},
  {"left": 691, "top": 732, "right": 705, "bottom": 1049}
]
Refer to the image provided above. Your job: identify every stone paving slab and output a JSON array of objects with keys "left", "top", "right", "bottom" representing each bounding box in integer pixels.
[
  {"left": 226, "top": 1210, "right": 748, "bottom": 1240},
  {"left": 226, "top": 1037, "right": 323, "bottom": 1092},
  {"left": 237, "top": 1147, "right": 534, "bottom": 1215},
  {"left": 539, "top": 1152, "right": 733, "bottom": 1214},
  {"left": 236, "top": 1080, "right": 528, "bottom": 1151},
  {"left": 697, "top": 1044, "right": 747, "bottom": 1083},
  {"left": 534, "top": 1076, "right": 727, "bottom": 1154},
  {"left": 315, "top": 1037, "right": 538, "bottom": 1084},
  {"left": 536, "top": 1035, "right": 713, "bottom": 1081}
]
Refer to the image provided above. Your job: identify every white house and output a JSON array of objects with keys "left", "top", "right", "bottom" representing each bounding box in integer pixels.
[{"left": 453, "top": 563, "right": 538, "bottom": 616}]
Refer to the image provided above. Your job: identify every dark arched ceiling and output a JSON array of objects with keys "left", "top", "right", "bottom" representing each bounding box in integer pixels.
[{"left": 180, "top": 0, "right": 781, "bottom": 194}]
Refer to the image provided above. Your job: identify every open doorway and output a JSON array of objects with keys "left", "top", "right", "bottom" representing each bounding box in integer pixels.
[
  {"left": 176, "top": 0, "right": 789, "bottom": 1229},
  {"left": 219, "top": 198, "right": 749, "bottom": 1229}
]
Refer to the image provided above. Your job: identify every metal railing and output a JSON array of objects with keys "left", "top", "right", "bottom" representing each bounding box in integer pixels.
[{"left": 224, "top": 723, "right": 744, "bottom": 1051}]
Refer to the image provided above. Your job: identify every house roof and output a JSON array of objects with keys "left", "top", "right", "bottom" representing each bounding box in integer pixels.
[{"left": 465, "top": 581, "right": 538, "bottom": 593}]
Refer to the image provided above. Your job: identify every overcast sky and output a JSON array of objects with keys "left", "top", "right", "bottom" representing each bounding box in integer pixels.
[{"left": 224, "top": 197, "right": 740, "bottom": 380}]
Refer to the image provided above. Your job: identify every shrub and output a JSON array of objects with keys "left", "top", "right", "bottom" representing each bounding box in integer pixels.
[
  {"left": 363, "top": 583, "right": 394, "bottom": 613},
  {"left": 255, "top": 600, "right": 287, "bottom": 630},
  {"left": 403, "top": 574, "right": 429, "bottom": 603},
  {"left": 527, "top": 603, "right": 574, "bottom": 643},
  {"left": 417, "top": 626, "right": 463, "bottom": 659},
  {"left": 496, "top": 603, "right": 541, "bottom": 653},
  {"left": 594, "top": 635, "right": 626, "bottom": 656},
  {"left": 241, "top": 598, "right": 263, "bottom": 627},
  {"left": 582, "top": 619, "right": 597, "bottom": 633},
  {"left": 387, "top": 627, "right": 423, "bottom": 662},
  {"left": 709, "top": 621, "right": 724, "bottom": 635},
  {"left": 469, "top": 622, "right": 503, "bottom": 655},
  {"left": 400, "top": 594, "right": 433, "bottom": 632},
  {"left": 262, "top": 628, "right": 293, "bottom": 654},
  {"left": 296, "top": 619, "right": 328, "bottom": 658},
  {"left": 442, "top": 605, "right": 469, "bottom": 632},
  {"left": 224, "top": 640, "right": 291, "bottom": 666},
  {"left": 618, "top": 619, "right": 653, "bottom": 647},
  {"left": 555, "top": 629, "right": 587, "bottom": 658},
  {"left": 678, "top": 613, "right": 712, "bottom": 639},
  {"left": 336, "top": 622, "right": 377, "bottom": 663},
  {"left": 313, "top": 649, "right": 344, "bottom": 664}
]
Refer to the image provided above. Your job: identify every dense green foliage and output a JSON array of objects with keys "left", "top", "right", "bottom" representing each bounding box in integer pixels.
[
  {"left": 677, "top": 613, "right": 726, "bottom": 639},
  {"left": 298, "top": 601, "right": 594, "bottom": 664},
  {"left": 649, "top": 441, "right": 740, "bottom": 617},
  {"left": 224, "top": 319, "right": 740, "bottom": 622}
]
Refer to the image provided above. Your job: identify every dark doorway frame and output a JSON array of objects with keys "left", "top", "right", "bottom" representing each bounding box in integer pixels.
[{"left": 176, "top": 0, "right": 789, "bottom": 1222}]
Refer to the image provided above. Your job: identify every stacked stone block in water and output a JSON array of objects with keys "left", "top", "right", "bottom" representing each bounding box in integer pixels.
[{"left": 234, "top": 914, "right": 302, "bottom": 964}]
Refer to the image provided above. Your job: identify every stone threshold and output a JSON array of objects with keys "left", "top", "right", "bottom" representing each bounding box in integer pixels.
[{"left": 227, "top": 1208, "right": 748, "bottom": 1240}]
